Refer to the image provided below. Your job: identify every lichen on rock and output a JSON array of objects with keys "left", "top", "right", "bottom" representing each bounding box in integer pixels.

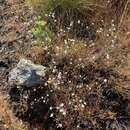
[{"left": 9, "top": 59, "right": 47, "bottom": 87}]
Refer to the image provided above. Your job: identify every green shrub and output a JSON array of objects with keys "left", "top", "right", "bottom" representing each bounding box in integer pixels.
[{"left": 31, "top": 16, "right": 52, "bottom": 41}]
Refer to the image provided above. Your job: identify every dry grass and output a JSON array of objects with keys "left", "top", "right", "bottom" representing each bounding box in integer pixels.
[{"left": 0, "top": 94, "right": 26, "bottom": 130}]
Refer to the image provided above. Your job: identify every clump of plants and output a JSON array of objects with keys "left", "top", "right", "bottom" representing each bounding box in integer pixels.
[
  {"left": 27, "top": 0, "right": 107, "bottom": 40},
  {"left": 8, "top": 0, "right": 130, "bottom": 130},
  {"left": 9, "top": 57, "right": 130, "bottom": 130},
  {"left": 31, "top": 16, "right": 52, "bottom": 42}
]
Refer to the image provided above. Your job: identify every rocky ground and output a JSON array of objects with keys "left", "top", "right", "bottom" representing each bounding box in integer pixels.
[
  {"left": 0, "top": 0, "right": 35, "bottom": 129},
  {"left": 0, "top": 0, "right": 34, "bottom": 92}
]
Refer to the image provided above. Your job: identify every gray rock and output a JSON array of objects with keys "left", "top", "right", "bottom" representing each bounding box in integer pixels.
[{"left": 9, "top": 59, "right": 47, "bottom": 87}]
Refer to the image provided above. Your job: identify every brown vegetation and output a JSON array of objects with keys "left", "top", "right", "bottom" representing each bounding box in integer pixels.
[
  {"left": 0, "top": 95, "right": 26, "bottom": 130},
  {"left": 1, "top": 0, "right": 130, "bottom": 130}
]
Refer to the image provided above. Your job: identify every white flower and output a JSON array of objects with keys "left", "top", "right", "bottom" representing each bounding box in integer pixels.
[
  {"left": 50, "top": 107, "right": 53, "bottom": 110},
  {"left": 58, "top": 123, "right": 62, "bottom": 128},
  {"left": 62, "top": 111, "right": 66, "bottom": 115},
  {"left": 51, "top": 12, "right": 55, "bottom": 18},
  {"left": 78, "top": 58, "right": 82, "bottom": 61},
  {"left": 111, "top": 39, "right": 115, "bottom": 44},
  {"left": 84, "top": 102, "right": 87, "bottom": 105},
  {"left": 81, "top": 104, "right": 85, "bottom": 108},
  {"left": 112, "top": 19, "right": 114, "bottom": 23},
  {"left": 79, "top": 99, "right": 82, "bottom": 103},
  {"left": 44, "top": 46, "right": 48, "bottom": 50},
  {"left": 58, "top": 72, "right": 62, "bottom": 79},
  {"left": 64, "top": 39, "right": 68, "bottom": 45},
  {"left": 59, "top": 108, "right": 64, "bottom": 113},
  {"left": 64, "top": 50, "right": 67, "bottom": 54},
  {"left": 92, "top": 56, "right": 95, "bottom": 59},
  {"left": 104, "top": 79, "right": 107, "bottom": 82},
  {"left": 70, "top": 21, "right": 74, "bottom": 26},
  {"left": 67, "top": 27, "right": 71, "bottom": 30},
  {"left": 112, "top": 23, "right": 115, "bottom": 27},
  {"left": 50, "top": 113, "right": 54, "bottom": 117},
  {"left": 60, "top": 103, "right": 64, "bottom": 107},
  {"left": 60, "top": 29, "right": 63, "bottom": 32},
  {"left": 126, "top": 31, "right": 130, "bottom": 35},
  {"left": 106, "top": 54, "right": 110, "bottom": 59},
  {"left": 107, "top": 34, "right": 110, "bottom": 37},
  {"left": 71, "top": 93, "right": 75, "bottom": 96},
  {"left": 78, "top": 20, "right": 80, "bottom": 24}
]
